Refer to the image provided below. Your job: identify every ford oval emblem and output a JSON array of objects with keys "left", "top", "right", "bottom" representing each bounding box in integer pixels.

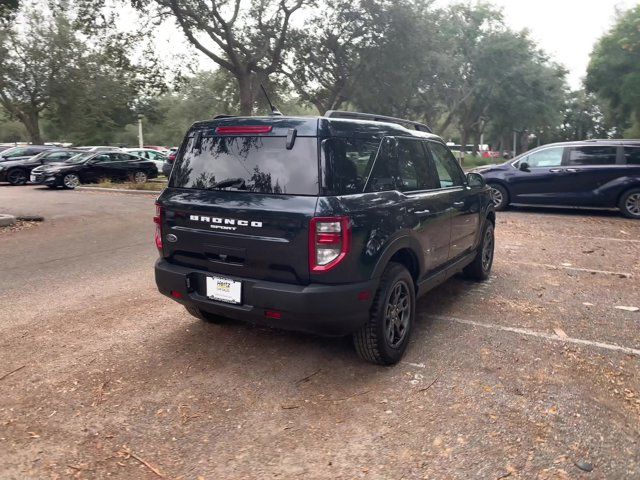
[{"left": 166, "top": 233, "right": 178, "bottom": 243}]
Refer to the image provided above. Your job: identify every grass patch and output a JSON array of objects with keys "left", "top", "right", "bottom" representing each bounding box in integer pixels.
[{"left": 93, "top": 179, "right": 167, "bottom": 191}]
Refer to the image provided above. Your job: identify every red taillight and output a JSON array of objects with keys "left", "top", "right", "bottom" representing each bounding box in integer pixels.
[
  {"left": 168, "top": 153, "right": 176, "bottom": 162},
  {"left": 154, "top": 202, "right": 163, "bottom": 252},
  {"left": 309, "top": 217, "right": 351, "bottom": 273},
  {"left": 215, "top": 125, "right": 273, "bottom": 135},
  {"left": 265, "top": 310, "right": 281, "bottom": 320}
]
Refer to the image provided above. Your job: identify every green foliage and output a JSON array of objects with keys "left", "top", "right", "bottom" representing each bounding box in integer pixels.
[
  {"left": 0, "top": 0, "right": 166, "bottom": 144},
  {"left": 587, "top": 5, "right": 640, "bottom": 133}
]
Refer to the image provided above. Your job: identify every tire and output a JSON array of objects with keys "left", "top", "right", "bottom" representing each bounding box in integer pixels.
[
  {"left": 62, "top": 173, "right": 80, "bottom": 189},
  {"left": 488, "top": 183, "right": 509, "bottom": 211},
  {"left": 618, "top": 188, "right": 640, "bottom": 219},
  {"left": 463, "top": 221, "right": 495, "bottom": 281},
  {"left": 132, "top": 171, "right": 148, "bottom": 184},
  {"left": 184, "top": 305, "right": 226, "bottom": 324},
  {"left": 353, "top": 262, "right": 415, "bottom": 365},
  {"left": 7, "top": 168, "right": 27, "bottom": 186}
]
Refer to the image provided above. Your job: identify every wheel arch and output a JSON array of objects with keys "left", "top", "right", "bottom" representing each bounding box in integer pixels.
[
  {"left": 371, "top": 235, "right": 424, "bottom": 288},
  {"left": 617, "top": 184, "right": 640, "bottom": 206}
]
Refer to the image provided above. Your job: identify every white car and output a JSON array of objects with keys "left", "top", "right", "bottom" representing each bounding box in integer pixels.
[
  {"left": 124, "top": 148, "right": 167, "bottom": 174},
  {"left": 75, "top": 146, "right": 123, "bottom": 152}
]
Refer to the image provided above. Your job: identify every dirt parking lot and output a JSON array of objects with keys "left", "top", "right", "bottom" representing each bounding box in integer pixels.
[{"left": 1, "top": 186, "right": 639, "bottom": 479}]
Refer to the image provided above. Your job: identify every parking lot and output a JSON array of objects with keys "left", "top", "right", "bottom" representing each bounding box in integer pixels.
[{"left": 1, "top": 185, "right": 639, "bottom": 479}]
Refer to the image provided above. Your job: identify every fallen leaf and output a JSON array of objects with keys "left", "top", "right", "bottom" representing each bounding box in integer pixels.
[
  {"left": 615, "top": 306, "right": 639, "bottom": 312},
  {"left": 554, "top": 328, "right": 568, "bottom": 339}
]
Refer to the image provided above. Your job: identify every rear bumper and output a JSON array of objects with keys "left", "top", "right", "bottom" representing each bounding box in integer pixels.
[{"left": 155, "top": 259, "right": 377, "bottom": 335}]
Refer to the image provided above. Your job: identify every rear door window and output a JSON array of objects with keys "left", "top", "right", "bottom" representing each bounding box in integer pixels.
[
  {"left": 396, "top": 139, "right": 438, "bottom": 191},
  {"left": 568, "top": 146, "right": 617, "bottom": 165},
  {"left": 624, "top": 147, "right": 640, "bottom": 164},
  {"left": 171, "top": 134, "right": 319, "bottom": 195},
  {"left": 426, "top": 141, "right": 466, "bottom": 188}
]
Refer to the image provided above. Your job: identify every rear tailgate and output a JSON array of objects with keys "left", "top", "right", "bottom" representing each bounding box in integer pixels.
[
  {"left": 160, "top": 189, "right": 317, "bottom": 284},
  {"left": 157, "top": 119, "right": 320, "bottom": 285}
]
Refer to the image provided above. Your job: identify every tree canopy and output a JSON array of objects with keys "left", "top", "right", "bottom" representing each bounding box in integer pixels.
[
  {"left": 587, "top": 4, "right": 640, "bottom": 137},
  {"left": 0, "top": 0, "right": 636, "bottom": 151}
]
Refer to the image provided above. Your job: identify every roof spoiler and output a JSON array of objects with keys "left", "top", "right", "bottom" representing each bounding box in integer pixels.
[{"left": 325, "top": 110, "right": 432, "bottom": 133}]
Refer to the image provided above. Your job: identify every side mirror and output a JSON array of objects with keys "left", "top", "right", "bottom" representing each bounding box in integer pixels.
[
  {"left": 519, "top": 161, "right": 530, "bottom": 172},
  {"left": 467, "top": 172, "right": 485, "bottom": 188}
]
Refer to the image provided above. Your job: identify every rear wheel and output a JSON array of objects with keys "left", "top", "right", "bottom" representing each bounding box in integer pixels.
[
  {"left": 488, "top": 183, "right": 509, "bottom": 211},
  {"left": 184, "top": 305, "right": 226, "bottom": 324},
  {"left": 62, "top": 173, "right": 80, "bottom": 189},
  {"left": 353, "top": 262, "right": 415, "bottom": 365},
  {"left": 619, "top": 188, "right": 640, "bottom": 219},
  {"left": 7, "top": 168, "right": 27, "bottom": 185},
  {"left": 132, "top": 171, "right": 148, "bottom": 183},
  {"left": 463, "top": 221, "right": 495, "bottom": 280}
]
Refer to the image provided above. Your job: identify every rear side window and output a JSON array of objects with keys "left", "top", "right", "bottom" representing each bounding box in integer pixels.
[
  {"left": 171, "top": 134, "right": 319, "bottom": 195},
  {"left": 568, "top": 146, "right": 617, "bottom": 165},
  {"left": 322, "top": 137, "right": 380, "bottom": 194},
  {"left": 624, "top": 147, "right": 640, "bottom": 164}
]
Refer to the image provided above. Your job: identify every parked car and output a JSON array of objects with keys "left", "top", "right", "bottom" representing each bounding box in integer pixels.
[
  {"left": 0, "top": 145, "right": 56, "bottom": 162},
  {"left": 30, "top": 151, "right": 158, "bottom": 189},
  {"left": 143, "top": 145, "right": 169, "bottom": 153},
  {"left": 0, "top": 148, "right": 80, "bottom": 185},
  {"left": 124, "top": 148, "right": 167, "bottom": 173},
  {"left": 74, "top": 146, "right": 122, "bottom": 152},
  {"left": 162, "top": 148, "right": 178, "bottom": 177},
  {"left": 472, "top": 140, "right": 640, "bottom": 219},
  {"left": 154, "top": 111, "right": 494, "bottom": 365}
]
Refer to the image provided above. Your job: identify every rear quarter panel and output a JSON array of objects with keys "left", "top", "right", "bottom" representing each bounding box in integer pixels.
[{"left": 313, "top": 192, "right": 423, "bottom": 284}]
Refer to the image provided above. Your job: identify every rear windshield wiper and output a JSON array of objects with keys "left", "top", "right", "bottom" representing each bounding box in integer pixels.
[{"left": 210, "top": 177, "right": 246, "bottom": 189}]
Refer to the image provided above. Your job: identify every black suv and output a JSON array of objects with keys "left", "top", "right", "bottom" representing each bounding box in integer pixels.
[
  {"left": 154, "top": 112, "right": 495, "bottom": 364},
  {"left": 472, "top": 140, "right": 640, "bottom": 219}
]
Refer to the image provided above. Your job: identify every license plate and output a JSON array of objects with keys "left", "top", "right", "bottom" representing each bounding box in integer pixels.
[{"left": 206, "top": 276, "right": 241, "bottom": 304}]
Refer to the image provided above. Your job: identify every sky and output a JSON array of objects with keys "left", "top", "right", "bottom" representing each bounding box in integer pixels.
[{"left": 433, "top": 0, "right": 638, "bottom": 89}]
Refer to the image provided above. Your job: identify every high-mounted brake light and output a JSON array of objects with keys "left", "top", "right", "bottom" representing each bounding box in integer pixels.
[
  {"left": 154, "top": 202, "right": 163, "bottom": 252},
  {"left": 215, "top": 125, "right": 273, "bottom": 135},
  {"left": 309, "top": 217, "right": 351, "bottom": 273}
]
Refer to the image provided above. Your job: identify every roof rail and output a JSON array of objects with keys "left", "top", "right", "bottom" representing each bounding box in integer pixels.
[{"left": 325, "top": 110, "right": 432, "bottom": 133}]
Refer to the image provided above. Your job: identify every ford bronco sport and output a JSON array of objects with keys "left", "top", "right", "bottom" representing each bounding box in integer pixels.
[{"left": 154, "top": 111, "right": 495, "bottom": 365}]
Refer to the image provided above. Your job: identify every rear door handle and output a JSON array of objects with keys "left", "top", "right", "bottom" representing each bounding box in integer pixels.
[
  {"left": 549, "top": 168, "right": 563, "bottom": 173},
  {"left": 565, "top": 168, "right": 580, "bottom": 173},
  {"left": 414, "top": 209, "right": 433, "bottom": 218}
]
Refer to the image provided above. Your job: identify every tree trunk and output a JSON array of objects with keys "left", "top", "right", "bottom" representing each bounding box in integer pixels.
[
  {"left": 472, "top": 130, "right": 481, "bottom": 156},
  {"left": 16, "top": 109, "right": 42, "bottom": 144},
  {"left": 520, "top": 130, "right": 530, "bottom": 154},
  {"left": 459, "top": 129, "right": 469, "bottom": 166},
  {"left": 237, "top": 73, "right": 253, "bottom": 116}
]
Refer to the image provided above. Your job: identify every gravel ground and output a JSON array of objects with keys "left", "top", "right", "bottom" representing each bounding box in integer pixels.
[{"left": 0, "top": 185, "right": 639, "bottom": 479}]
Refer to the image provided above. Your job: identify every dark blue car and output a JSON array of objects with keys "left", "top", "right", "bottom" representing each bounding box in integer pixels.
[{"left": 472, "top": 140, "right": 640, "bottom": 219}]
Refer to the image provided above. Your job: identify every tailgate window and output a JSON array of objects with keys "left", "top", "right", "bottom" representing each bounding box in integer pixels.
[{"left": 170, "top": 134, "right": 319, "bottom": 195}]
